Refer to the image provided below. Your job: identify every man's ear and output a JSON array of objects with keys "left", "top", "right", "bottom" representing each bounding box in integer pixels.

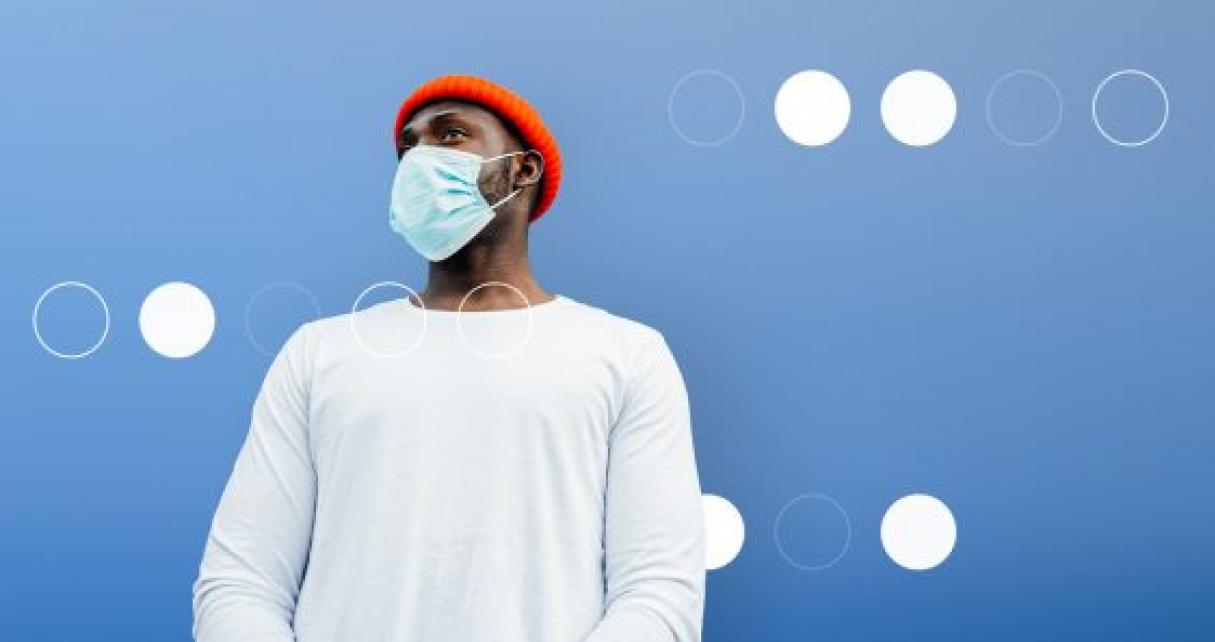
[{"left": 513, "top": 150, "right": 544, "bottom": 189}]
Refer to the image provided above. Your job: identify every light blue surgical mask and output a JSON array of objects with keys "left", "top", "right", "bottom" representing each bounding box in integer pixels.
[{"left": 388, "top": 145, "right": 537, "bottom": 262}]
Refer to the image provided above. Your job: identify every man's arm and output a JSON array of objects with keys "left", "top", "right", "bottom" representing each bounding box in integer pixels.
[
  {"left": 192, "top": 323, "right": 317, "bottom": 642},
  {"left": 585, "top": 332, "right": 706, "bottom": 642}
]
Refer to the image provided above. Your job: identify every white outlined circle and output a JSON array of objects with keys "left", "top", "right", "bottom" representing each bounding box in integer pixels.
[
  {"left": 667, "top": 69, "right": 747, "bottom": 148},
  {"left": 881, "top": 70, "right": 957, "bottom": 146},
  {"left": 350, "top": 281, "right": 428, "bottom": 359},
  {"left": 456, "top": 281, "right": 535, "bottom": 359},
  {"left": 986, "top": 69, "right": 1063, "bottom": 147},
  {"left": 774, "top": 70, "right": 851, "bottom": 146},
  {"left": 139, "top": 281, "right": 216, "bottom": 359},
  {"left": 773, "top": 492, "right": 852, "bottom": 571},
  {"left": 244, "top": 281, "right": 323, "bottom": 357},
  {"left": 702, "top": 494, "right": 745, "bottom": 571},
  {"left": 1092, "top": 69, "right": 1169, "bottom": 147},
  {"left": 31, "top": 281, "right": 111, "bottom": 359},
  {"left": 881, "top": 493, "right": 957, "bottom": 571}
]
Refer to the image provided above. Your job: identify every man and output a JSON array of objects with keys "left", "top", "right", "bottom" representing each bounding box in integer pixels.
[{"left": 192, "top": 74, "right": 706, "bottom": 642}]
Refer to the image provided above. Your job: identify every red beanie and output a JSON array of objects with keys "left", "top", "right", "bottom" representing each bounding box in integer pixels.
[{"left": 393, "top": 74, "right": 563, "bottom": 222}]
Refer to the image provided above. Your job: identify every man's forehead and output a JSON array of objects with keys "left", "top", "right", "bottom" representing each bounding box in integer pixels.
[{"left": 402, "top": 99, "right": 503, "bottom": 132}]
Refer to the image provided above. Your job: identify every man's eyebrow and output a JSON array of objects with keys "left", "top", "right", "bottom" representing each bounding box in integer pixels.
[{"left": 399, "top": 110, "right": 479, "bottom": 138}]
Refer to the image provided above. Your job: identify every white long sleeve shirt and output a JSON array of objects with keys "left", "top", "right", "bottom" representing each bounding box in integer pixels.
[{"left": 192, "top": 293, "right": 705, "bottom": 642}]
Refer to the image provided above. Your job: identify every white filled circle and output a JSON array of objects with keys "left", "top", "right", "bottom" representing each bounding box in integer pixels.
[
  {"left": 702, "top": 494, "right": 745, "bottom": 571},
  {"left": 881, "top": 493, "right": 957, "bottom": 571},
  {"left": 667, "top": 69, "right": 747, "bottom": 147},
  {"left": 773, "top": 492, "right": 852, "bottom": 571},
  {"left": 774, "top": 70, "right": 851, "bottom": 146},
  {"left": 456, "top": 281, "right": 535, "bottom": 359},
  {"left": 350, "top": 281, "right": 428, "bottom": 359},
  {"left": 1092, "top": 69, "right": 1169, "bottom": 147},
  {"left": 31, "top": 281, "right": 111, "bottom": 359},
  {"left": 139, "top": 281, "right": 216, "bottom": 359},
  {"left": 881, "top": 70, "right": 957, "bottom": 146},
  {"left": 986, "top": 69, "right": 1063, "bottom": 147},
  {"left": 244, "top": 281, "right": 323, "bottom": 357}
]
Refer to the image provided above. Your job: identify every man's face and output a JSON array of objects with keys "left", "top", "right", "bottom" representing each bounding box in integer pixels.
[{"left": 396, "top": 100, "right": 536, "bottom": 234}]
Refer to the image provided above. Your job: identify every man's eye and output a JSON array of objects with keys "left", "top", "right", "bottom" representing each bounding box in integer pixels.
[{"left": 442, "top": 127, "right": 468, "bottom": 142}]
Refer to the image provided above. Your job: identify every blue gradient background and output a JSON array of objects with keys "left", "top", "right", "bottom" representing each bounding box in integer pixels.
[{"left": 2, "top": 0, "right": 1212, "bottom": 640}]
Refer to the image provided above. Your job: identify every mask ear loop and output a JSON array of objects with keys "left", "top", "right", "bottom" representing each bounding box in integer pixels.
[
  {"left": 482, "top": 150, "right": 524, "bottom": 163},
  {"left": 531, "top": 149, "right": 545, "bottom": 183},
  {"left": 485, "top": 149, "right": 543, "bottom": 211},
  {"left": 487, "top": 187, "right": 522, "bottom": 210}
]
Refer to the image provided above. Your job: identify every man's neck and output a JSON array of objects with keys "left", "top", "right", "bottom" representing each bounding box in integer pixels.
[{"left": 417, "top": 238, "right": 552, "bottom": 311}]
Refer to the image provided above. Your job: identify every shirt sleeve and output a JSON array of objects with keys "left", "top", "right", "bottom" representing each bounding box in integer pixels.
[
  {"left": 192, "top": 323, "right": 317, "bottom": 642},
  {"left": 584, "top": 332, "right": 707, "bottom": 642}
]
